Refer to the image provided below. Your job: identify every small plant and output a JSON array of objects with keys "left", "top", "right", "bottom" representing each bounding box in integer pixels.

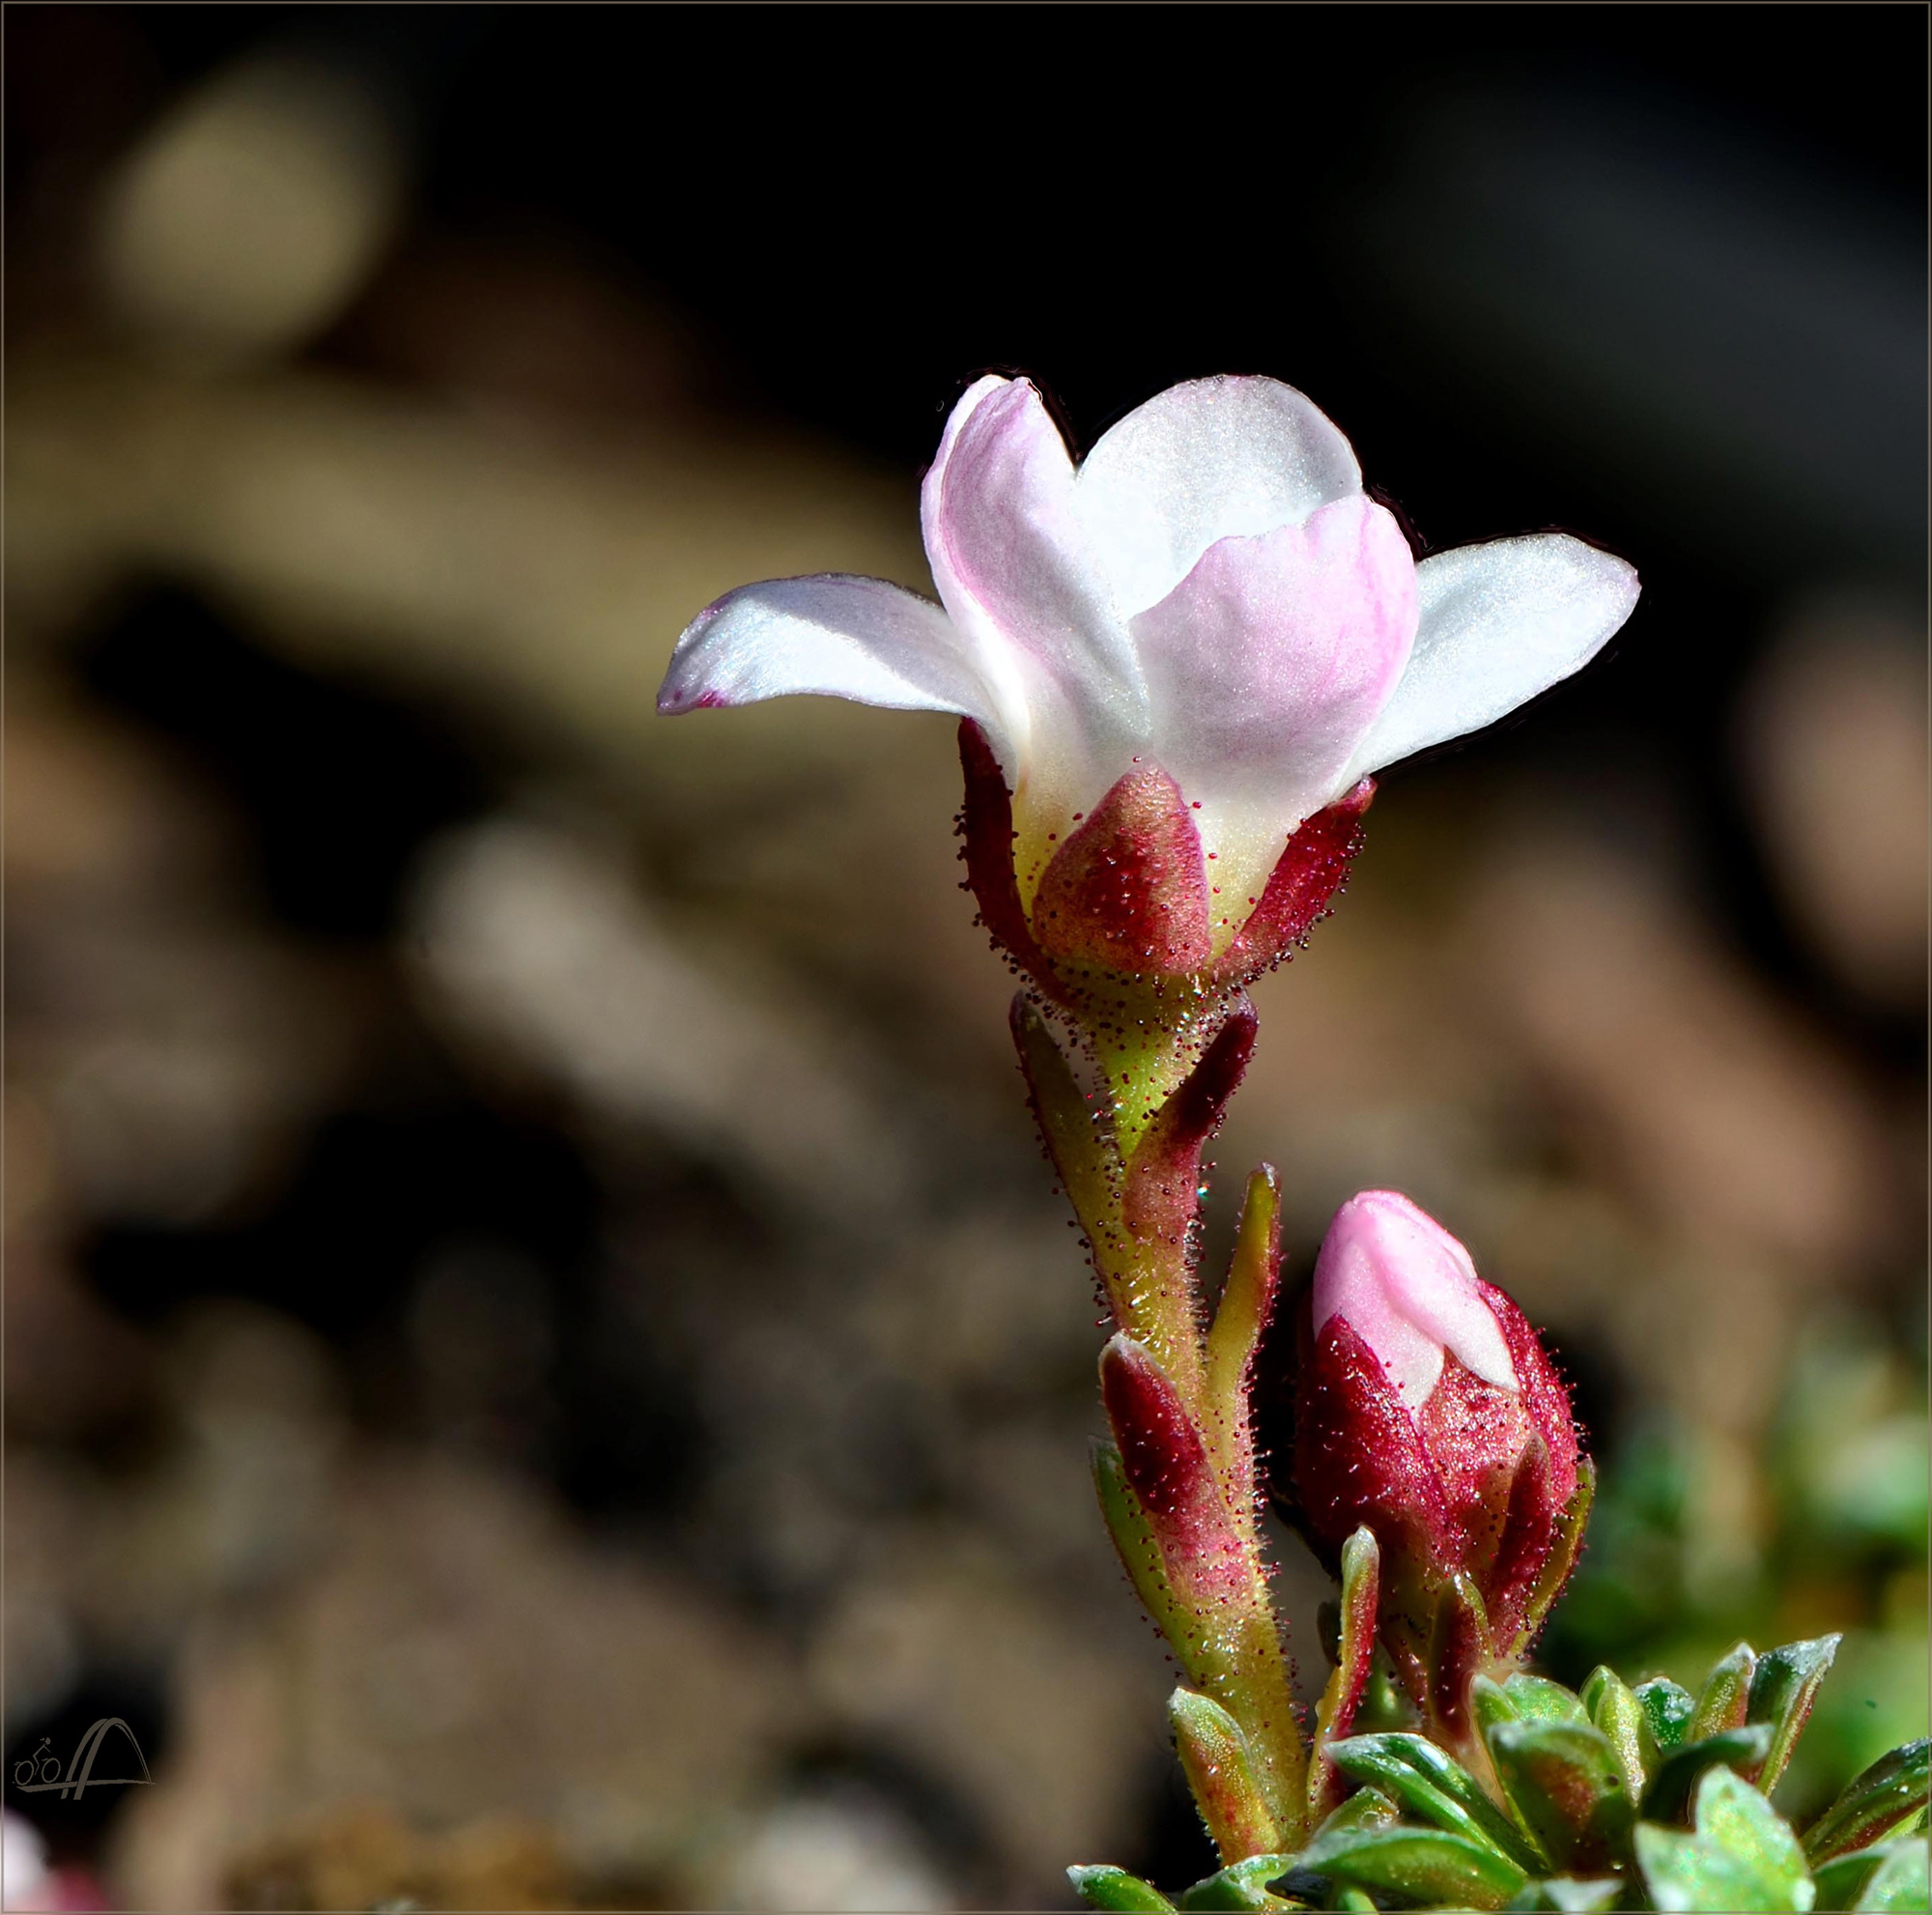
[{"left": 659, "top": 373, "right": 1929, "bottom": 1911}]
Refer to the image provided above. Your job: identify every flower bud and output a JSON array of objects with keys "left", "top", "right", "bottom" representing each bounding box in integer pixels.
[{"left": 1276, "top": 1191, "right": 1583, "bottom": 1695}]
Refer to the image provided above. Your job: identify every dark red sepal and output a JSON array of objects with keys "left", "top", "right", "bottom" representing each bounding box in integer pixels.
[
  {"left": 1485, "top": 1435, "right": 1564, "bottom": 1652},
  {"left": 1477, "top": 1287, "right": 1582, "bottom": 1643},
  {"left": 1122, "top": 999, "right": 1258, "bottom": 1256},
  {"left": 1099, "top": 1334, "right": 1250, "bottom": 1611},
  {"left": 1212, "top": 779, "right": 1375, "bottom": 986},
  {"left": 1288, "top": 1308, "right": 1455, "bottom": 1576},
  {"left": 1033, "top": 763, "right": 1213, "bottom": 973},
  {"left": 957, "top": 721, "right": 1062, "bottom": 997},
  {"left": 1415, "top": 1339, "right": 1536, "bottom": 1582}
]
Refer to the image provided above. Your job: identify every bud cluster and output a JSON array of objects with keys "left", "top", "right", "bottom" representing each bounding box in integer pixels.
[{"left": 1270, "top": 1192, "right": 1591, "bottom": 1765}]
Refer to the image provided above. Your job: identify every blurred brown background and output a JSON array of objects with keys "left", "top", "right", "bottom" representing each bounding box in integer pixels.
[{"left": 5, "top": 9, "right": 1926, "bottom": 1910}]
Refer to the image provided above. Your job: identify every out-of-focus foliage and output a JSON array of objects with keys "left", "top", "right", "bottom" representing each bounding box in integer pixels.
[{"left": 1546, "top": 1318, "right": 1930, "bottom": 1824}]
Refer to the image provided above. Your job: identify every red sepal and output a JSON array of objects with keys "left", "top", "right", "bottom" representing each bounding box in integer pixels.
[
  {"left": 1100, "top": 1336, "right": 1251, "bottom": 1614},
  {"left": 1123, "top": 1000, "right": 1259, "bottom": 1256},
  {"left": 1212, "top": 780, "right": 1375, "bottom": 986},
  {"left": 1033, "top": 764, "right": 1213, "bottom": 973},
  {"left": 957, "top": 721, "right": 1063, "bottom": 997},
  {"left": 1290, "top": 1308, "right": 1456, "bottom": 1576},
  {"left": 1477, "top": 1287, "right": 1582, "bottom": 1643}
]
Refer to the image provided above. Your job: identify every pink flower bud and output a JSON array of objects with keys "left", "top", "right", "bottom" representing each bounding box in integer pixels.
[{"left": 1279, "top": 1191, "right": 1582, "bottom": 1670}]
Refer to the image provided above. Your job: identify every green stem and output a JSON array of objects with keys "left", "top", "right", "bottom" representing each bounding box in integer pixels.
[{"left": 1054, "top": 986, "right": 1309, "bottom": 1850}]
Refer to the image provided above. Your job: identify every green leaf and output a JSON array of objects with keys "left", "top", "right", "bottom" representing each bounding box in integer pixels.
[
  {"left": 1852, "top": 1838, "right": 1929, "bottom": 1911},
  {"left": 1474, "top": 1673, "right": 1523, "bottom": 1738},
  {"left": 1505, "top": 1879, "right": 1623, "bottom": 1911},
  {"left": 1094, "top": 1442, "right": 1193, "bottom": 1667},
  {"left": 1203, "top": 1168, "right": 1279, "bottom": 1487},
  {"left": 1325, "top": 1731, "right": 1547, "bottom": 1873},
  {"left": 1583, "top": 1666, "right": 1652, "bottom": 1806},
  {"left": 1750, "top": 1638, "right": 1842, "bottom": 1796},
  {"left": 1644, "top": 1726, "right": 1777, "bottom": 1824},
  {"left": 1698, "top": 1766, "right": 1810, "bottom": 1888},
  {"left": 1327, "top": 1892, "right": 1376, "bottom": 1913},
  {"left": 1174, "top": 1852, "right": 1300, "bottom": 1911},
  {"left": 1689, "top": 1642, "right": 1758, "bottom": 1742},
  {"left": 1012, "top": 999, "right": 1117, "bottom": 1232},
  {"left": 1815, "top": 1841, "right": 1931, "bottom": 1913},
  {"left": 1307, "top": 1529, "right": 1380, "bottom": 1824},
  {"left": 1171, "top": 1688, "right": 1285, "bottom": 1864},
  {"left": 1296, "top": 1823, "right": 1530, "bottom": 1910},
  {"left": 1637, "top": 1679, "right": 1699, "bottom": 1756},
  {"left": 1069, "top": 1865, "right": 1179, "bottom": 1911},
  {"left": 1310, "top": 1787, "right": 1401, "bottom": 1840},
  {"left": 1503, "top": 1674, "right": 1591, "bottom": 1726},
  {"left": 1488, "top": 1719, "right": 1635, "bottom": 1872},
  {"left": 1636, "top": 1766, "right": 1815, "bottom": 1912},
  {"left": 1815, "top": 1844, "right": 1891, "bottom": 1912},
  {"left": 1806, "top": 1743, "right": 1932, "bottom": 1865}
]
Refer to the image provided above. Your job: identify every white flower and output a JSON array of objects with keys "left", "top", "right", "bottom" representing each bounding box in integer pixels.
[{"left": 660, "top": 374, "right": 1638, "bottom": 941}]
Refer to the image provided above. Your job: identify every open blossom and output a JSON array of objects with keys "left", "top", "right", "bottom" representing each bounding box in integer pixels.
[
  {"left": 1281, "top": 1190, "right": 1581, "bottom": 1671},
  {"left": 660, "top": 374, "right": 1638, "bottom": 975}
]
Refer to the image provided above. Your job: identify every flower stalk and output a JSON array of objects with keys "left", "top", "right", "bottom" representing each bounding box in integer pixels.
[
  {"left": 646, "top": 371, "right": 1932, "bottom": 1907},
  {"left": 1020, "top": 982, "right": 1308, "bottom": 1846}
]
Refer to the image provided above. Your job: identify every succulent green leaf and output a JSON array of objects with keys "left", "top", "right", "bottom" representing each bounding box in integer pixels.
[
  {"left": 1094, "top": 1441, "right": 1194, "bottom": 1661},
  {"left": 1504, "top": 1674, "right": 1591, "bottom": 1726},
  {"left": 1012, "top": 998, "right": 1117, "bottom": 1230},
  {"left": 1504, "top": 1878, "right": 1622, "bottom": 1911},
  {"left": 1635, "top": 1765, "right": 1814, "bottom": 1911},
  {"left": 1636, "top": 1825, "right": 1810, "bottom": 1911},
  {"left": 1636, "top": 1679, "right": 1699, "bottom": 1756},
  {"left": 1815, "top": 1844, "right": 1891, "bottom": 1912},
  {"left": 1203, "top": 1166, "right": 1280, "bottom": 1493},
  {"left": 1851, "top": 1838, "right": 1930, "bottom": 1911},
  {"left": 1171, "top": 1688, "right": 1285, "bottom": 1864},
  {"left": 1814, "top": 1841, "right": 1932, "bottom": 1913},
  {"left": 1643, "top": 1726, "right": 1777, "bottom": 1824},
  {"left": 1474, "top": 1673, "right": 1523, "bottom": 1737},
  {"left": 1688, "top": 1642, "right": 1758, "bottom": 1742},
  {"left": 1699, "top": 1765, "right": 1810, "bottom": 1881},
  {"left": 1173, "top": 1852, "right": 1300, "bottom": 1911},
  {"left": 1805, "top": 1743, "right": 1932, "bottom": 1865},
  {"left": 1310, "top": 1787, "right": 1401, "bottom": 1840},
  {"left": 1325, "top": 1731, "right": 1548, "bottom": 1873},
  {"left": 1069, "top": 1865, "right": 1180, "bottom": 1911},
  {"left": 1308, "top": 1529, "right": 1380, "bottom": 1824},
  {"left": 1488, "top": 1719, "right": 1635, "bottom": 1872},
  {"left": 1583, "top": 1665, "right": 1652, "bottom": 1807},
  {"left": 1296, "top": 1823, "right": 1530, "bottom": 1910},
  {"left": 1748, "top": 1636, "right": 1842, "bottom": 1797},
  {"left": 1326, "top": 1892, "right": 1376, "bottom": 1913}
]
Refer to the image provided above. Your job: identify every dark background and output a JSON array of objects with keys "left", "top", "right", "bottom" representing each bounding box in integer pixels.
[{"left": 7, "top": 8, "right": 1926, "bottom": 1910}]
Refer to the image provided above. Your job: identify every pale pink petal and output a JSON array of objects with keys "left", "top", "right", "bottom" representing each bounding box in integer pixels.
[
  {"left": 658, "top": 573, "right": 1019, "bottom": 748},
  {"left": 921, "top": 379, "right": 1151, "bottom": 890},
  {"left": 1337, "top": 534, "right": 1640, "bottom": 788},
  {"left": 1128, "top": 496, "right": 1417, "bottom": 921},
  {"left": 1077, "top": 375, "right": 1365, "bottom": 615},
  {"left": 921, "top": 377, "right": 1144, "bottom": 723},
  {"left": 1313, "top": 1191, "right": 1518, "bottom": 1415}
]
